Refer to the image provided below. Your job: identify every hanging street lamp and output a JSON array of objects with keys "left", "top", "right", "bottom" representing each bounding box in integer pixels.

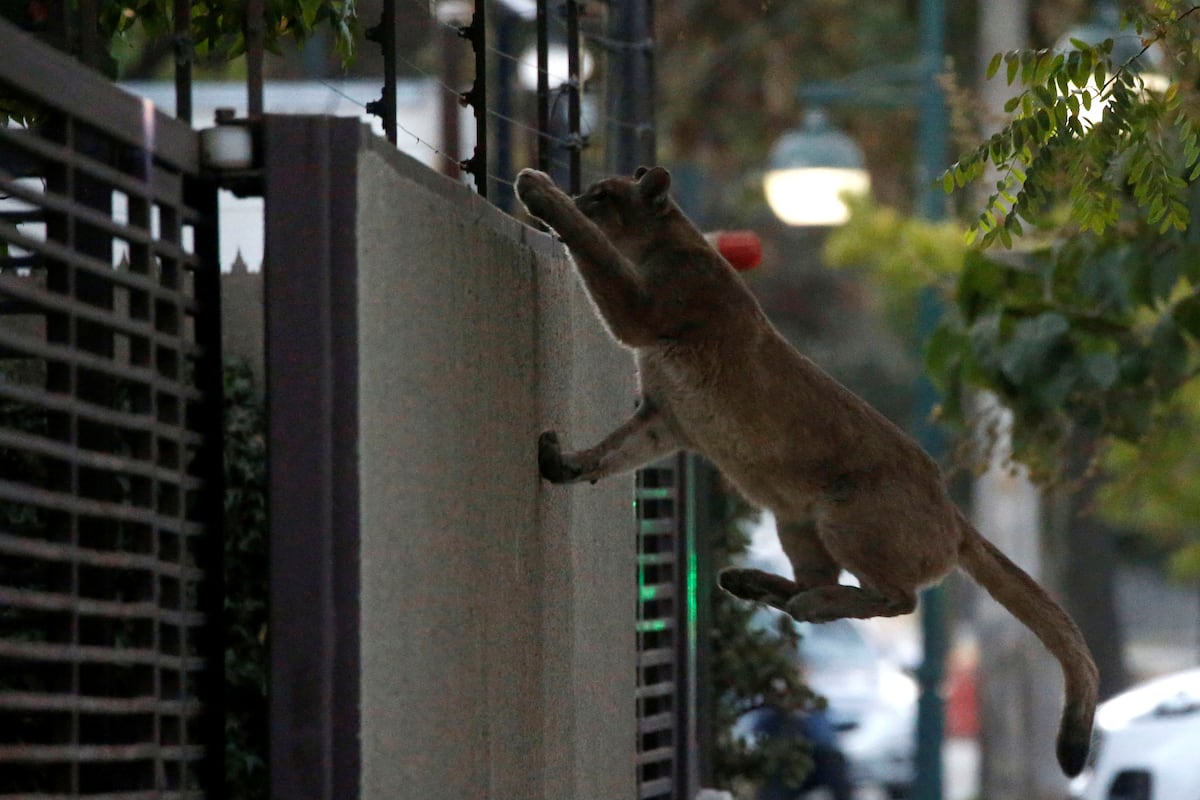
[{"left": 762, "top": 108, "right": 871, "bottom": 227}]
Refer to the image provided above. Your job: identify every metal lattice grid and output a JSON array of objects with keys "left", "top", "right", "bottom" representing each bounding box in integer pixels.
[
  {"left": 635, "top": 459, "right": 692, "bottom": 800},
  {"left": 0, "top": 21, "right": 223, "bottom": 798}
]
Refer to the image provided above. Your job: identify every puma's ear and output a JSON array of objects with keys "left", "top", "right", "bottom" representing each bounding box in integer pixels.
[{"left": 637, "top": 166, "right": 671, "bottom": 214}]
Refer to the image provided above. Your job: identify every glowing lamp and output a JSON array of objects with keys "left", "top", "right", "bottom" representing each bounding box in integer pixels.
[{"left": 763, "top": 110, "right": 870, "bottom": 227}]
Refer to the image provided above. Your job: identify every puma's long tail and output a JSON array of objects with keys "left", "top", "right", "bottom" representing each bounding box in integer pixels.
[{"left": 955, "top": 510, "right": 1099, "bottom": 777}]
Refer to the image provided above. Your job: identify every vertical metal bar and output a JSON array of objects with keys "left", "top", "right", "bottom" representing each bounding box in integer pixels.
[
  {"left": 916, "top": 0, "right": 948, "bottom": 222},
  {"left": 605, "top": 0, "right": 656, "bottom": 174},
  {"left": 459, "top": 0, "right": 488, "bottom": 198},
  {"left": 494, "top": 8, "right": 515, "bottom": 209},
  {"left": 382, "top": 0, "right": 396, "bottom": 143},
  {"left": 365, "top": 0, "right": 397, "bottom": 144},
  {"left": 245, "top": 0, "right": 265, "bottom": 117},
  {"left": 536, "top": 0, "right": 550, "bottom": 172},
  {"left": 174, "top": 0, "right": 193, "bottom": 123},
  {"left": 187, "top": 173, "right": 227, "bottom": 796},
  {"left": 77, "top": 0, "right": 102, "bottom": 69},
  {"left": 264, "top": 116, "right": 362, "bottom": 800},
  {"left": 912, "top": 0, "right": 948, "bottom": 798},
  {"left": 676, "top": 452, "right": 697, "bottom": 800},
  {"left": 643, "top": 1, "right": 657, "bottom": 164},
  {"left": 42, "top": 109, "right": 80, "bottom": 799},
  {"left": 439, "top": 19, "right": 462, "bottom": 179},
  {"left": 564, "top": 0, "right": 581, "bottom": 194}
]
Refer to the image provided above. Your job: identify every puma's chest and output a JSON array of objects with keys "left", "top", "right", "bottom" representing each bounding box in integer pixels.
[{"left": 636, "top": 347, "right": 798, "bottom": 469}]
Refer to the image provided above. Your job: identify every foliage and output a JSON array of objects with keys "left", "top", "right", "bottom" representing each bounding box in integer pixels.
[
  {"left": 0, "top": 0, "right": 358, "bottom": 124},
  {"left": 96, "top": 0, "right": 358, "bottom": 66},
  {"left": 824, "top": 195, "right": 966, "bottom": 351},
  {"left": 837, "top": 2, "right": 1200, "bottom": 481},
  {"left": 1097, "top": 380, "right": 1200, "bottom": 580},
  {"left": 946, "top": 2, "right": 1200, "bottom": 247},
  {"left": 222, "top": 358, "right": 269, "bottom": 800},
  {"left": 829, "top": 197, "right": 1200, "bottom": 477},
  {"left": 925, "top": 227, "right": 1199, "bottom": 478},
  {"left": 709, "top": 493, "right": 821, "bottom": 798},
  {"left": 1, "top": 0, "right": 357, "bottom": 77}
]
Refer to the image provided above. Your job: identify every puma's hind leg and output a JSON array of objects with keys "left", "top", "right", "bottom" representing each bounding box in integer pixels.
[
  {"left": 539, "top": 399, "right": 683, "bottom": 484},
  {"left": 784, "top": 584, "right": 916, "bottom": 624},
  {"left": 717, "top": 568, "right": 798, "bottom": 613},
  {"left": 718, "top": 518, "right": 842, "bottom": 613}
]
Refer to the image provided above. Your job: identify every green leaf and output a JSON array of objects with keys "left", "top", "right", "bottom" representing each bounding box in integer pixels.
[
  {"left": 1172, "top": 293, "right": 1200, "bottom": 339},
  {"left": 1150, "top": 319, "right": 1189, "bottom": 393},
  {"left": 987, "top": 51, "right": 1003, "bottom": 80},
  {"left": 968, "top": 311, "right": 1003, "bottom": 371},
  {"left": 958, "top": 251, "right": 1007, "bottom": 320},
  {"left": 997, "top": 312, "right": 1071, "bottom": 387},
  {"left": 1078, "top": 250, "right": 1131, "bottom": 313},
  {"left": 925, "top": 323, "right": 966, "bottom": 378},
  {"left": 1107, "top": 388, "right": 1155, "bottom": 439},
  {"left": 1083, "top": 352, "right": 1120, "bottom": 389}
]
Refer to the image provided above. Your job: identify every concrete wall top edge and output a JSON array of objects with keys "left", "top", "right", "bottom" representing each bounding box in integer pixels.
[{"left": 358, "top": 128, "right": 564, "bottom": 262}]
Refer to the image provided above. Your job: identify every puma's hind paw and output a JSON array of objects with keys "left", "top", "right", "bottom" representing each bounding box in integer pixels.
[
  {"left": 538, "top": 430, "right": 582, "bottom": 484},
  {"left": 717, "top": 567, "right": 798, "bottom": 610}
]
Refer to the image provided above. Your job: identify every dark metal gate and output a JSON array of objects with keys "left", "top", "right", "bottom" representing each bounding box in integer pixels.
[
  {"left": 0, "top": 19, "right": 224, "bottom": 798},
  {"left": 635, "top": 456, "right": 699, "bottom": 800}
]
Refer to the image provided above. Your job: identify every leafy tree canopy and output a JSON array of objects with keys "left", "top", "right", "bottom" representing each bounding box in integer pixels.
[
  {"left": 829, "top": 2, "right": 1200, "bottom": 570},
  {"left": 948, "top": 2, "right": 1200, "bottom": 245},
  {"left": 4, "top": 0, "right": 357, "bottom": 67},
  {"left": 925, "top": 2, "right": 1200, "bottom": 477}
]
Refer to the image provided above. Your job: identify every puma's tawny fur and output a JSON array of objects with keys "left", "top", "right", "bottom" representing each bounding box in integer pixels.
[{"left": 515, "top": 166, "right": 1099, "bottom": 777}]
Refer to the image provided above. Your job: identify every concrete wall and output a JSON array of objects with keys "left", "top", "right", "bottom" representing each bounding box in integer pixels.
[{"left": 353, "top": 140, "right": 637, "bottom": 800}]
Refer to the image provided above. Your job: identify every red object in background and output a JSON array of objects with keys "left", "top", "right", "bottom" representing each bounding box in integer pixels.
[
  {"left": 946, "top": 655, "right": 980, "bottom": 738},
  {"left": 704, "top": 230, "right": 762, "bottom": 271}
]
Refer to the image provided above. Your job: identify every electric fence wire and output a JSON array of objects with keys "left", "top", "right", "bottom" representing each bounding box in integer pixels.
[
  {"left": 377, "top": 53, "right": 596, "bottom": 188},
  {"left": 399, "top": 0, "right": 656, "bottom": 139},
  {"left": 383, "top": 44, "right": 609, "bottom": 189},
  {"left": 340, "top": 0, "right": 659, "bottom": 197},
  {"left": 318, "top": 78, "right": 519, "bottom": 193}
]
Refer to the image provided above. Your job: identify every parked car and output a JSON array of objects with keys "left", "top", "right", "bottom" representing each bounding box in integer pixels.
[
  {"left": 738, "top": 612, "right": 918, "bottom": 799},
  {"left": 796, "top": 618, "right": 918, "bottom": 798},
  {"left": 1069, "top": 667, "right": 1200, "bottom": 800}
]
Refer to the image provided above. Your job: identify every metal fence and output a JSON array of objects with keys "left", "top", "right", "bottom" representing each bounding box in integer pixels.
[
  {"left": 636, "top": 457, "right": 697, "bottom": 800},
  {"left": 0, "top": 19, "right": 224, "bottom": 798}
]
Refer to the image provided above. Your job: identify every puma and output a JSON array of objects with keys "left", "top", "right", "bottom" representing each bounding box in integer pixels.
[{"left": 515, "top": 166, "right": 1098, "bottom": 777}]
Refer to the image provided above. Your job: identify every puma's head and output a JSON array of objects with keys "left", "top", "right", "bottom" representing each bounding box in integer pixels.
[{"left": 573, "top": 166, "right": 682, "bottom": 260}]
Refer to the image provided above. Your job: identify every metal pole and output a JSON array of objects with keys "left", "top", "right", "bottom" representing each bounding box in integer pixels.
[
  {"left": 365, "top": 0, "right": 397, "bottom": 144},
  {"left": 438, "top": 10, "right": 461, "bottom": 179},
  {"left": 494, "top": 7, "right": 515, "bottom": 210},
  {"left": 916, "top": 0, "right": 948, "bottom": 221},
  {"left": 459, "top": 0, "right": 488, "bottom": 197},
  {"left": 173, "top": 0, "right": 193, "bottom": 123},
  {"left": 912, "top": 0, "right": 948, "bottom": 798},
  {"left": 564, "top": 0, "right": 582, "bottom": 194},
  {"left": 604, "top": 0, "right": 655, "bottom": 173},
  {"left": 245, "top": 0, "right": 264, "bottom": 117},
  {"left": 536, "top": 0, "right": 550, "bottom": 172}
]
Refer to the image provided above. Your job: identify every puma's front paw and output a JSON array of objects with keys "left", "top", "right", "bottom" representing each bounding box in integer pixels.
[
  {"left": 516, "top": 169, "right": 562, "bottom": 219},
  {"left": 538, "top": 430, "right": 582, "bottom": 483}
]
